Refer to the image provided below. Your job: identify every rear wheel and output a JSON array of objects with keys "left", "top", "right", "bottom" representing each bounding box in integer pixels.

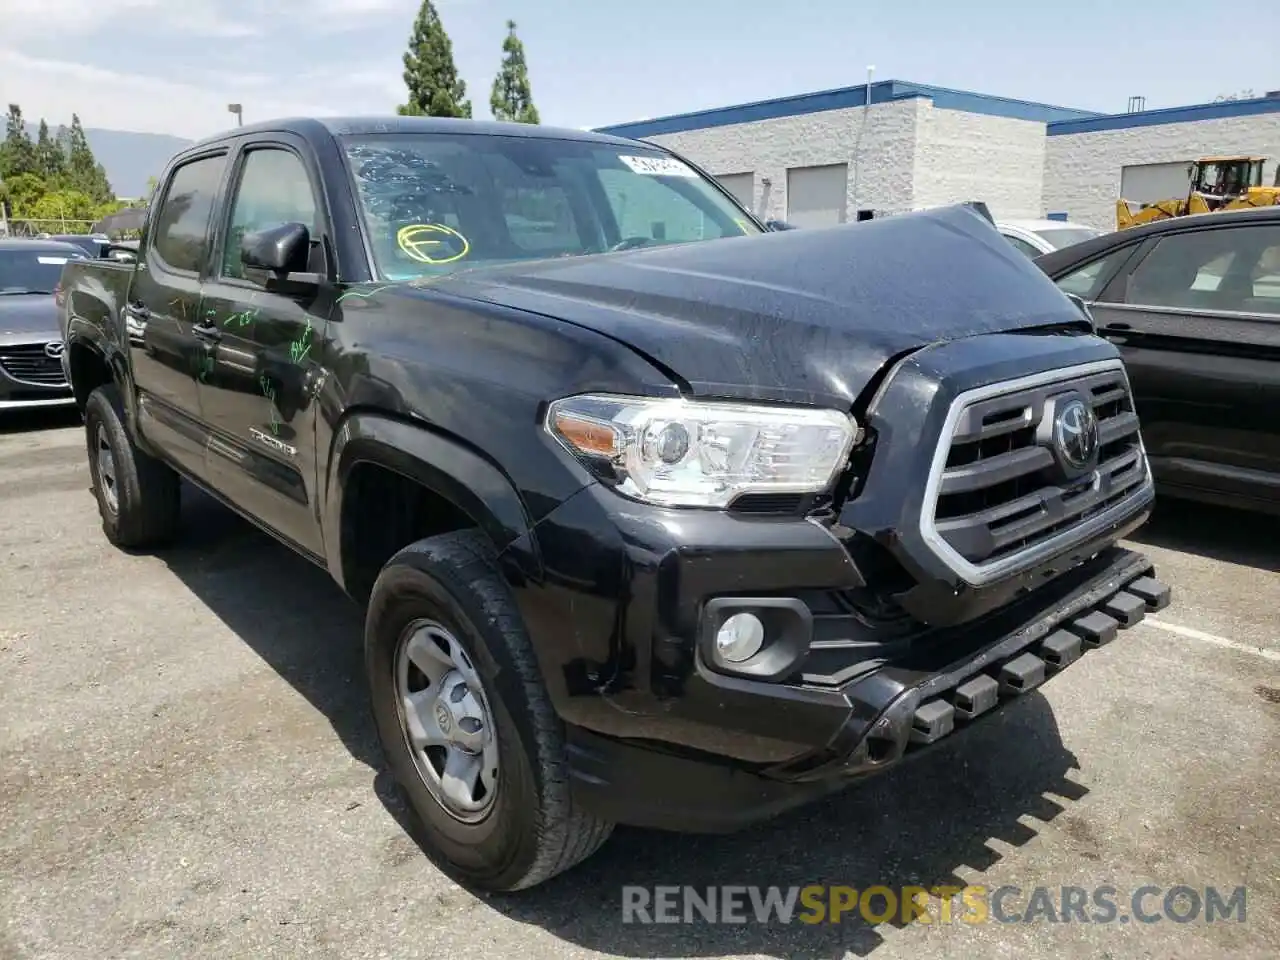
[
  {"left": 365, "top": 529, "right": 613, "bottom": 891},
  {"left": 84, "top": 383, "right": 181, "bottom": 548}
]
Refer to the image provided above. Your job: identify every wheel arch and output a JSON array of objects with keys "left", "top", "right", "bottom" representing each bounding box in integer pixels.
[
  {"left": 65, "top": 326, "right": 128, "bottom": 410},
  {"left": 324, "top": 410, "right": 540, "bottom": 602}
]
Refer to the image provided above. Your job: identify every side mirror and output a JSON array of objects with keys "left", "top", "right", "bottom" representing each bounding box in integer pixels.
[
  {"left": 764, "top": 219, "right": 796, "bottom": 232},
  {"left": 103, "top": 243, "right": 137, "bottom": 263},
  {"left": 241, "top": 222, "right": 311, "bottom": 274}
]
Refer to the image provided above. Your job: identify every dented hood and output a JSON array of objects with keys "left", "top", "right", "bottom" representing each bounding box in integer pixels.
[{"left": 434, "top": 204, "right": 1089, "bottom": 408}]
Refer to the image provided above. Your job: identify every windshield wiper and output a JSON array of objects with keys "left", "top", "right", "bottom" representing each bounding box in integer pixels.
[{"left": 0, "top": 289, "right": 55, "bottom": 296}]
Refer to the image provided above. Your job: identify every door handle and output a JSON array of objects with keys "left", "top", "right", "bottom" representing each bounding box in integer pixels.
[{"left": 192, "top": 322, "right": 222, "bottom": 342}]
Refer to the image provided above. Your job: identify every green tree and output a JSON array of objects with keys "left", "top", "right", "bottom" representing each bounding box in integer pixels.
[
  {"left": 30, "top": 188, "right": 98, "bottom": 230},
  {"left": 397, "top": 0, "right": 472, "bottom": 118},
  {"left": 1, "top": 104, "right": 37, "bottom": 179},
  {"left": 0, "top": 171, "right": 48, "bottom": 215},
  {"left": 34, "top": 119, "right": 65, "bottom": 179},
  {"left": 489, "top": 20, "right": 539, "bottom": 124},
  {"left": 64, "top": 113, "right": 113, "bottom": 203}
]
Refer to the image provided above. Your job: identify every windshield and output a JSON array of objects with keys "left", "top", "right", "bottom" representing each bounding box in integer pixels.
[
  {"left": 340, "top": 133, "right": 762, "bottom": 280},
  {"left": 0, "top": 248, "right": 83, "bottom": 294},
  {"left": 1034, "top": 227, "right": 1101, "bottom": 250}
]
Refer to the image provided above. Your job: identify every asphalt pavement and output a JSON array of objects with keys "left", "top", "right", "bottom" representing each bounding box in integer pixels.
[{"left": 2, "top": 409, "right": 1277, "bottom": 960}]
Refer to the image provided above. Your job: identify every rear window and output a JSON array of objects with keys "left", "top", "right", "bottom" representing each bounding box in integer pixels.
[{"left": 0, "top": 248, "right": 85, "bottom": 294}]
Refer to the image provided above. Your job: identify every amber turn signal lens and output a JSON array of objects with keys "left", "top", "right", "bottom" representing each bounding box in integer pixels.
[{"left": 552, "top": 410, "right": 619, "bottom": 459}]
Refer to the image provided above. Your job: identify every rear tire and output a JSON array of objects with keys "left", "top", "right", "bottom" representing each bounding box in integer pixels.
[
  {"left": 84, "top": 383, "right": 181, "bottom": 549},
  {"left": 365, "top": 529, "right": 613, "bottom": 891}
]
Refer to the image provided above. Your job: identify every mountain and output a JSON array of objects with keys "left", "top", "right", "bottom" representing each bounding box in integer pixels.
[{"left": 23, "top": 122, "right": 192, "bottom": 199}]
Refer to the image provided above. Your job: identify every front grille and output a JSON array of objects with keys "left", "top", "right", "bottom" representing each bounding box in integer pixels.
[
  {"left": 922, "top": 359, "right": 1149, "bottom": 584},
  {"left": 0, "top": 343, "right": 66, "bottom": 387}
]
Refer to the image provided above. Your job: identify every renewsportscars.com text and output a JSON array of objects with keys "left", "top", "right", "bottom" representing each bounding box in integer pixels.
[{"left": 621, "top": 884, "right": 1247, "bottom": 926}]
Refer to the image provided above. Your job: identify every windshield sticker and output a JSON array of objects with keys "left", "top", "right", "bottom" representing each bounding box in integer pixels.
[
  {"left": 396, "top": 223, "right": 470, "bottom": 265},
  {"left": 618, "top": 155, "right": 697, "bottom": 178},
  {"left": 37, "top": 256, "right": 71, "bottom": 264}
]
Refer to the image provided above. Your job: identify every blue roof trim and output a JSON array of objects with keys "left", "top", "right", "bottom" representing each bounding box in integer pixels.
[
  {"left": 892, "top": 82, "right": 1102, "bottom": 124},
  {"left": 1048, "top": 95, "right": 1280, "bottom": 135},
  {"left": 593, "top": 80, "right": 1102, "bottom": 139}
]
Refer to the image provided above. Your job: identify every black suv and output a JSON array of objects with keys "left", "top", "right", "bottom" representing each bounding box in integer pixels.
[{"left": 59, "top": 117, "right": 1170, "bottom": 891}]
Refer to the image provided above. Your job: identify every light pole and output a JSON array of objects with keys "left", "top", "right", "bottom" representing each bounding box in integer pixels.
[
  {"left": 849, "top": 65, "right": 875, "bottom": 220},
  {"left": 227, "top": 103, "right": 243, "bottom": 127}
]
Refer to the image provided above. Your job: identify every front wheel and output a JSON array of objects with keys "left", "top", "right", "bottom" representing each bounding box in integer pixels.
[{"left": 364, "top": 529, "right": 613, "bottom": 891}]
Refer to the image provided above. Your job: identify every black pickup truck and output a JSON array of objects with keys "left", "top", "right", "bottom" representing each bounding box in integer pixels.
[{"left": 59, "top": 116, "right": 1170, "bottom": 892}]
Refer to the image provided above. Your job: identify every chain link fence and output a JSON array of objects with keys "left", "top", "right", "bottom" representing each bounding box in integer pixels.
[{"left": 0, "top": 217, "right": 141, "bottom": 240}]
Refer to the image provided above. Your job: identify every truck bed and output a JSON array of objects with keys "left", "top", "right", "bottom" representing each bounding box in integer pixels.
[{"left": 58, "top": 258, "right": 134, "bottom": 350}]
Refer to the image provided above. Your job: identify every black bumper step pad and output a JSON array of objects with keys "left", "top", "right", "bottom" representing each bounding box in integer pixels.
[
  {"left": 998, "top": 652, "right": 1046, "bottom": 695},
  {"left": 1039, "top": 630, "right": 1083, "bottom": 671},
  {"left": 1126, "top": 576, "right": 1172, "bottom": 612},
  {"left": 1102, "top": 590, "right": 1147, "bottom": 626},
  {"left": 1068, "top": 610, "right": 1119, "bottom": 647},
  {"left": 908, "top": 574, "right": 1171, "bottom": 751}
]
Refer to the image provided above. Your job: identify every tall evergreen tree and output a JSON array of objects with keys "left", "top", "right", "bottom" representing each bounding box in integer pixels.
[
  {"left": 397, "top": 0, "right": 472, "bottom": 118},
  {"left": 0, "top": 104, "right": 38, "bottom": 179},
  {"left": 34, "top": 119, "right": 65, "bottom": 179},
  {"left": 489, "top": 20, "right": 539, "bottom": 124},
  {"left": 65, "top": 114, "right": 113, "bottom": 202}
]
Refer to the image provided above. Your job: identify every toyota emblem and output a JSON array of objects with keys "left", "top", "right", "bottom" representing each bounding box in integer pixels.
[
  {"left": 44, "top": 340, "right": 65, "bottom": 360},
  {"left": 1053, "top": 398, "right": 1099, "bottom": 471}
]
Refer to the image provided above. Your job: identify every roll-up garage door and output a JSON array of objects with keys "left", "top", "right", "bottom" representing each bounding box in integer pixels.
[{"left": 786, "top": 164, "right": 848, "bottom": 228}]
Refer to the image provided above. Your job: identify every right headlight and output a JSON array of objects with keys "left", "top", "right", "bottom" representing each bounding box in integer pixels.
[{"left": 545, "top": 393, "right": 860, "bottom": 509}]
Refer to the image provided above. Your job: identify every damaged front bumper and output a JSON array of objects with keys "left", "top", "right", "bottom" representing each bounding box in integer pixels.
[{"left": 562, "top": 546, "right": 1170, "bottom": 833}]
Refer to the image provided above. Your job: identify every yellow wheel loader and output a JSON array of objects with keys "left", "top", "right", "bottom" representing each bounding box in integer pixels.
[{"left": 1116, "top": 156, "right": 1280, "bottom": 230}]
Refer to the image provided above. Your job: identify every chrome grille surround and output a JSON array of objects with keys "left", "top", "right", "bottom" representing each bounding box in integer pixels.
[
  {"left": 0, "top": 342, "right": 69, "bottom": 388},
  {"left": 919, "top": 358, "right": 1152, "bottom": 586}
]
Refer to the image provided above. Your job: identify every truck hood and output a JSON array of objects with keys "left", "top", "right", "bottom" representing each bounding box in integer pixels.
[
  {"left": 0, "top": 295, "right": 60, "bottom": 344},
  {"left": 432, "top": 203, "right": 1091, "bottom": 408}
]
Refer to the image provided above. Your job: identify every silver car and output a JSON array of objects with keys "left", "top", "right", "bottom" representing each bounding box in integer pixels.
[{"left": 0, "top": 239, "right": 86, "bottom": 411}]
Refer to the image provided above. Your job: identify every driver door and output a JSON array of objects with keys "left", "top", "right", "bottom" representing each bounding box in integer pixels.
[{"left": 195, "top": 138, "right": 331, "bottom": 558}]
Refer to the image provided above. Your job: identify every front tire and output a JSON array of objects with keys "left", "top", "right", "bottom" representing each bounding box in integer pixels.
[
  {"left": 84, "top": 383, "right": 181, "bottom": 549},
  {"left": 365, "top": 529, "right": 614, "bottom": 891}
]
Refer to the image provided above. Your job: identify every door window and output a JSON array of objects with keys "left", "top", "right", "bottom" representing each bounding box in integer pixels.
[
  {"left": 151, "top": 154, "right": 227, "bottom": 274},
  {"left": 1245, "top": 239, "right": 1280, "bottom": 315},
  {"left": 1003, "top": 234, "right": 1041, "bottom": 259},
  {"left": 222, "top": 148, "right": 319, "bottom": 280},
  {"left": 1055, "top": 245, "right": 1137, "bottom": 301},
  {"left": 1125, "top": 225, "right": 1280, "bottom": 314}
]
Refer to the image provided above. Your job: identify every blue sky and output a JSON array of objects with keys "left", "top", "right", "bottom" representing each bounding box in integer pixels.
[{"left": 1, "top": 0, "right": 1276, "bottom": 138}]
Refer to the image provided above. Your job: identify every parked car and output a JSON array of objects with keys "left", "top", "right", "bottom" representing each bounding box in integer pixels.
[
  {"left": 0, "top": 238, "right": 86, "bottom": 411},
  {"left": 997, "top": 219, "right": 1102, "bottom": 258},
  {"left": 60, "top": 116, "right": 1169, "bottom": 892},
  {"left": 42, "top": 233, "right": 111, "bottom": 258},
  {"left": 1035, "top": 206, "right": 1280, "bottom": 516}
]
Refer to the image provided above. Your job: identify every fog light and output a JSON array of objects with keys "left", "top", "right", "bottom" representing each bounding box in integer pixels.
[{"left": 716, "top": 612, "right": 765, "bottom": 662}]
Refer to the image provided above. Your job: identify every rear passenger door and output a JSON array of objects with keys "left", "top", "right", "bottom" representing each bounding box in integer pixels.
[
  {"left": 194, "top": 138, "right": 331, "bottom": 558},
  {"left": 127, "top": 149, "right": 228, "bottom": 479},
  {"left": 1085, "top": 223, "right": 1280, "bottom": 501}
]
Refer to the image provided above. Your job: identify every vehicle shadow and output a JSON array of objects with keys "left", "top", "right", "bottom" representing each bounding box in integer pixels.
[
  {"left": 162, "top": 483, "right": 1088, "bottom": 959},
  {"left": 1127, "top": 499, "right": 1280, "bottom": 574},
  {"left": 478, "top": 700, "right": 1084, "bottom": 958},
  {"left": 158, "top": 483, "right": 379, "bottom": 769},
  {"left": 0, "top": 407, "right": 82, "bottom": 435}
]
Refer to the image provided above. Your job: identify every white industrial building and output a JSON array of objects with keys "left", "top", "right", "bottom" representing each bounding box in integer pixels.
[{"left": 595, "top": 80, "right": 1280, "bottom": 232}]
